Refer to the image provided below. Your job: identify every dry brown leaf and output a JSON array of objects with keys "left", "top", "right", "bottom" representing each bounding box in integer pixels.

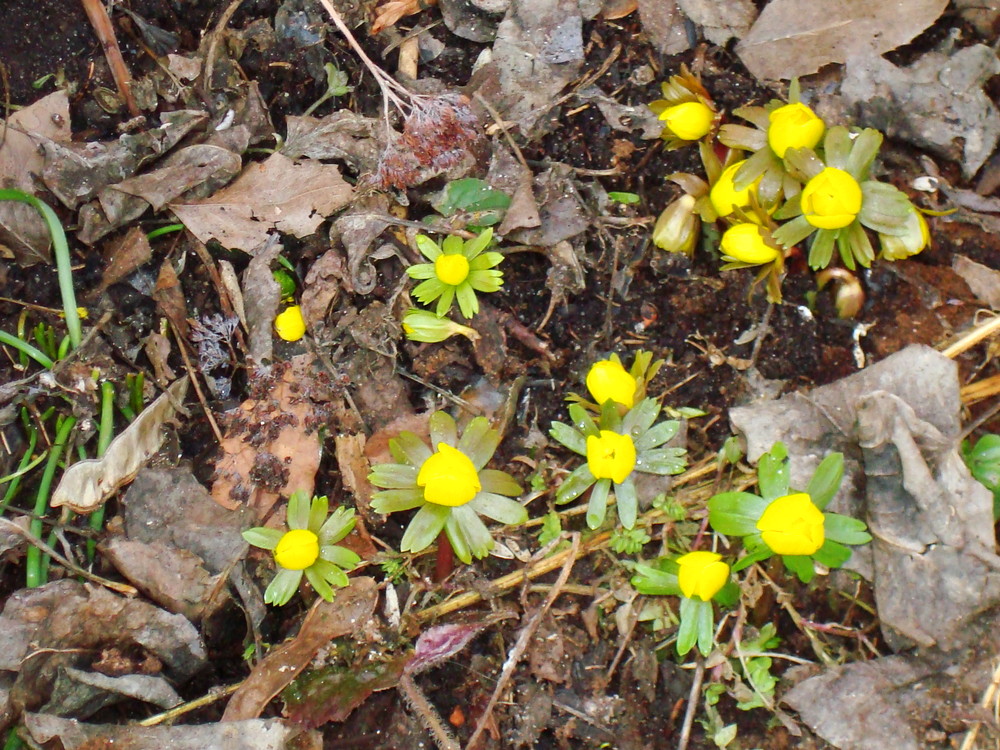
[
  {"left": 153, "top": 258, "right": 190, "bottom": 339},
  {"left": 371, "top": 0, "right": 438, "bottom": 34},
  {"left": 50, "top": 377, "right": 189, "bottom": 513},
  {"left": 600, "top": 0, "right": 637, "bottom": 19},
  {"left": 169, "top": 153, "right": 353, "bottom": 252},
  {"left": 300, "top": 247, "right": 348, "bottom": 331},
  {"left": 637, "top": 0, "right": 690, "bottom": 56},
  {"left": 92, "top": 225, "right": 153, "bottom": 300},
  {"left": 0, "top": 90, "right": 71, "bottom": 265},
  {"left": 736, "top": 0, "right": 948, "bottom": 81},
  {"left": 222, "top": 577, "right": 378, "bottom": 721},
  {"left": 677, "top": 0, "right": 756, "bottom": 46},
  {"left": 211, "top": 355, "right": 322, "bottom": 513}
]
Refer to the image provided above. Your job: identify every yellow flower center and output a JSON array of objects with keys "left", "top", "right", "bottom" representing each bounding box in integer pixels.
[
  {"left": 801, "top": 168, "right": 863, "bottom": 230},
  {"left": 720, "top": 223, "right": 780, "bottom": 265},
  {"left": 417, "top": 443, "right": 481, "bottom": 506},
  {"left": 274, "top": 305, "right": 306, "bottom": 342},
  {"left": 586, "top": 431, "right": 636, "bottom": 484},
  {"left": 767, "top": 102, "right": 825, "bottom": 158},
  {"left": 676, "top": 550, "right": 730, "bottom": 601},
  {"left": 586, "top": 360, "right": 637, "bottom": 408},
  {"left": 756, "top": 492, "right": 825, "bottom": 556},
  {"left": 274, "top": 529, "right": 319, "bottom": 570},
  {"left": 660, "top": 101, "right": 714, "bottom": 141},
  {"left": 710, "top": 161, "right": 755, "bottom": 218},
  {"left": 435, "top": 253, "right": 470, "bottom": 286}
]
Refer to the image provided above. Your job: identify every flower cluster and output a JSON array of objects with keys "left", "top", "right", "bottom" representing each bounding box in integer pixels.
[
  {"left": 242, "top": 491, "right": 360, "bottom": 606},
  {"left": 368, "top": 411, "right": 526, "bottom": 563},
  {"left": 551, "top": 354, "right": 686, "bottom": 529},
  {"left": 650, "top": 75, "right": 928, "bottom": 309}
]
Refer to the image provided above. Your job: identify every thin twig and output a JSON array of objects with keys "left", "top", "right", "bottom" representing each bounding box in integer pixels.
[
  {"left": 942, "top": 313, "right": 1000, "bottom": 359},
  {"left": 138, "top": 682, "right": 242, "bottom": 726},
  {"left": 80, "top": 0, "right": 140, "bottom": 116},
  {"left": 0, "top": 517, "right": 136, "bottom": 596},
  {"left": 170, "top": 326, "right": 224, "bottom": 445},
  {"left": 464, "top": 532, "right": 581, "bottom": 750},
  {"left": 677, "top": 655, "right": 705, "bottom": 750}
]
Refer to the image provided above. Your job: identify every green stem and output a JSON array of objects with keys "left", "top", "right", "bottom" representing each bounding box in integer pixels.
[
  {"left": 146, "top": 223, "right": 185, "bottom": 240},
  {"left": 0, "top": 330, "right": 54, "bottom": 369},
  {"left": 0, "top": 429, "right": 40, "bottom": 514},
  {"left": 26, "top": 416, "right": 76, "bottom": 588},
  {"left": 0, "top": 189, "right": 81, "bottom": 349},
  {"left": 88, "top": 382, "right": 115, "bottom": 561}
]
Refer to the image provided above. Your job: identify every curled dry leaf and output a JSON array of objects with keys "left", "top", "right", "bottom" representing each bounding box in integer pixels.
[
  {"left": 222, "top": 577, "right": 378, "bottom": 721},
  {"left": 371, "top": 0, "right": 439, "bottom": 34},
  {"left": 50, "top": 377, "right": 189, "bottom": 514}
]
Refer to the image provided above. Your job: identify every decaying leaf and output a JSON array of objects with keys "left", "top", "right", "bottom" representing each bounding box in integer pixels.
[
  {"left": 676, "top": 0, "right": 756, "bottom": 46},
  {"left": 281, "top": 111, "right": 381, "bottom": 173},
  {"left": 736, "top": 0, "right": 948, "bottom": 81},
  {"left": 50, "top": 377, "right": 189, "bottom": 513},
  {"left": 300, "top": 247, "right": 349, "bottom": 331},
  {"left": 90, "top": 225, "right": 153, "bottom": 300},
  {"left": 637, "top": 0, "right": 691, "bottom": 56},
  {"left": 170, "top": 153, "right": 354, "bottom": 252},
  {"left": 223, "top": 577, "right": 378, "bottom": 721},
  {"left": 211, "top": 355, "right": 323, "bottom": 513},
  {"left": 24, "top": 713, "right": 321, "bottom": 750},
  {"left": 371, "top": 0, "right": 439, "bottom": 34},
  {"left": 0, "top": 90, "right": 71, "bottom": 265}
]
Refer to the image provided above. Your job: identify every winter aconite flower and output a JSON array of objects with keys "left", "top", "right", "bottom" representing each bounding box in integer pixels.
[
  {"left": 407, "top": 228, "right": 504, "bottom": 319},
  {"left": 772, "top": 126, "right": 913, "bottom": 270},
  {"left": 880, "top": 206, "right": 930, "bottom": 260},
  {"left": 550, "top": 399, "right": 686, "bottom": 529},
  {"left": 710, "top": 161, "right": 756, "bottom": 218},
  {"left": 767, "top": 102, "right": 825, "bottom": 158},
  {"left": 708, "top": 444, "right": 871, "bottom": 583},
  {"left": 586, "top": 358, "right": 638, "bottom": 409},
  {"left": 720, "top": 224, "right": 780, "bottom": 266},
  {"left": 631, "top": 552, "right": 736, "bottom": 656},
  {"left": 659, "top": 101, "right": 714, "bottom": 142},
  {"left": 402, "top": 308, "right": 480, "bottom": 343},
  {"left": 800, "top": 168, "right": 862, "bottom": 229},
  {"left": 676, "top": 551, "right": 730, "bottom": 601},
  {"left": 648, "top": 65, "right": 716, "bottom": 149},
  {"left": 242, "top": 491, "right": 360, "bottom": 606},
  {"left": 274, "top": 305, "right": 306, "bottom": 342},
  {"left": 652, "top": 194, "right": 699, "bottom": 255},
  {"left": 369, "top": 411, "right": 526, "bottom": 563},
  {"left": 756, "top": 493, "right": 824, "bottom": 555}
]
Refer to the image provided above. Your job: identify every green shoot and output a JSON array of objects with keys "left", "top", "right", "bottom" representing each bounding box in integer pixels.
[{"left": 26, "top": 415, "right": 76, "bottom": 588}]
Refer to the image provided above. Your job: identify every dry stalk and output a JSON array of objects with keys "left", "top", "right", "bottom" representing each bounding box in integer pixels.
[{"left": 80, "top": 0, "right": 140, "bottom": 117}]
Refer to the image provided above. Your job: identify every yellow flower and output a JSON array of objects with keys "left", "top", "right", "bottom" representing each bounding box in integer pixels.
[
  {"left": 417, "top": 443, "right": 482, "bottom": 507},
  {"left": 274, "top": 528, "right": 320, "bottom": 570},
  {"left": 652, "top": 194, "right": 699, "bottom": 255},
  {"left": 659, "top": 101, "right": 714, "bottom": 142},
  {"left": 586, "top": 430, "right": 636, "bottom": 484},
  {"left": 880, "top": 206, "right": 930, "bottom": 260},
  {"left": 801, "top": 168, "right": 863, "bottom": 229},
  {"left": 710, "top": 161, "right": 755, "bottom": 218},
  {"left": 756, "top": 492, "right": 825, "bottom": 556},
  {"left": 434, "top": 253, "right": 470, "bottom": 286},
  {"left": 677, "top": 550, "right": 730, "bottom": 601},
  {"left": 720, "top": 223, "right": 780, "bottom": 265},
  {"left": 274, "top": 305, "right": 307, "bottom": 341},
  {"left": 768, "top": 102, "right": 825, "bottom": 158},
  {"left": 586, "top": 359, "right": 637, "bottom": 408}
]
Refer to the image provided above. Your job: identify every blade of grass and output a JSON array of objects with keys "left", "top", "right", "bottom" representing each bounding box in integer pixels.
[
  {"left": 0, "top": 189, "right": 81, "bottom": 350},
  {"left": 0, "top": 425, "right": 41, "bottom": 514},
  {"left": 25, "top": 415, "right": 75, "bottom": 588},
  {"left": 88, "top": 381, "right": 116, "bottom": 561},
  {"left": 0, "top": 330, "right": 54, "bottom": 369}
]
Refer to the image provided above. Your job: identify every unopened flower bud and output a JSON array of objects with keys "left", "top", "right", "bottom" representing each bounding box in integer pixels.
[
  {"left": 676, "top": 551, "right": 730, "bottom": 601},
  {"left": 720, "top": 224, "right": 780, "bottom": 265},
  {"left": 768, "top": 102, "right": 825, "bottom": 158},
  {"left": 402, "top": 309, "right": 480, "bottom": 343},
  {"left": 660, "top": 101, "right": 714, "bottom": 142},
  {"left": 880, "top": 206, "right": 930, "bottom": 260},
  {"left": 801, "top": 168, "right": 862, "bottom": 229},
  {"left": 652, "top": 195, "right": 699, "bottom": 255}
]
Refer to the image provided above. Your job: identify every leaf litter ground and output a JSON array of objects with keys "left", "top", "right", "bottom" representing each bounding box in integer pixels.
[{"left": 0, "top": 1, "right": 999, "bottom": 749}]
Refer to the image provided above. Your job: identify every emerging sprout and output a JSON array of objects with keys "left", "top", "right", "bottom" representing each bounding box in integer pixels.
[
  {"left": 242, "top": 491, "right": 360, "bottom": 606},
  {"left": 407, "top": 228, "right": 504, "bottom": 319},
  {"left": 368, "top": 411, "right": 526, "bottom": 563},
  {"left": 402, "top": 308, "right": 480, "bottom": 343},
  {"left": 550, "top": 399, "right": 686, "bottom": 529},
  {"left": 274, "top": 305, "right": 306, "bottom": 342}
]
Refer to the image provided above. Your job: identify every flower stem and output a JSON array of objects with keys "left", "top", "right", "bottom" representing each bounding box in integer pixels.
[{"left": 434, "top": 531, "right": 454, "bottom": 582}]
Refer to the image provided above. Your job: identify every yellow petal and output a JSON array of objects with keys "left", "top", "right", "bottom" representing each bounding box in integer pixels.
[
  {"left": 417, "top": 443, "right": 481, "bottom": 506},
  {"left": 756, "top": 492, "right": 825, "bottom": 556},
  {"left": 274, "top": 529, "right": 320, "bottom": 570},
  {"left": 767, "top": 102, "right": 825, "bottom": 158},
  {"left": 586, "top": 359, "right": 637, "bottom": 408},
  {"left": 586, "top": 430, "right": 636, "bottom": 484},
  {"left": 677, "top": 550, "right": 729, "bottom": 601}
]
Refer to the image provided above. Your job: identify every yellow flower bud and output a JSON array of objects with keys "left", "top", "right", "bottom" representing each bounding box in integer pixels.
[
  {"left": 586, "top": 359, "right": 637, "bottom": 408},
  {"left": 402, "top": 309, "right": 480, "bottom": 343},
  {"left": 756, "top": 492, "right": 825, "bottom": 556},
  {"left": 801, "top": 168, "right": 863, "bottom": 230},
  {"left": 676, "top": 550, "right": 730, "bottom": 601},
  {"left": 435, "top": 253, "right": 470, "bottom": 286},
  {"left": 652, "top": 194, "right": 699, "bottom": 255},
  {"left": 767, "top": 102, "right": 825, "bottom": 158},
  {"left": 274, "top": 305, "right": 307, "bottom": 341},
  {"left": 586, "top": 430, "right": 636, "bottom": 484},
  {"left": 710, "top": 161, "right": 755, "bottom": 218},
  {"left": 274, "top": 528, "right": 320, "bottom": 570},
  {"left": 417, "top": 443, "right": 481, "bottom": 506},
  {"left": 720, "top": 223, "right": 780, "bottom": 265},
  {"left": 659, "top": 101, "right": 714, "bottom": 141},
  {"left": 879, "top": 207, "right": 930, "bottom": 260}
]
